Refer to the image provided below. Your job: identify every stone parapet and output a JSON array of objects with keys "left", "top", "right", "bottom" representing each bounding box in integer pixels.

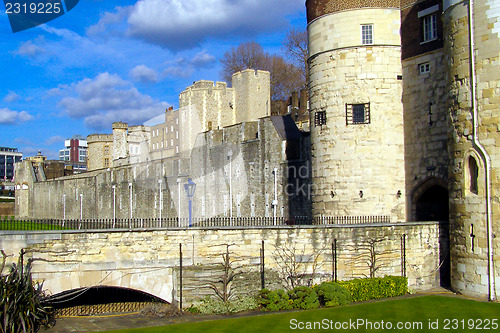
[{"left": 306, "top": 0, "right": 400, "bottom": 23}]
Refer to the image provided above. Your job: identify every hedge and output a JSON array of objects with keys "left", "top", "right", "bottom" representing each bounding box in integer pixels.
[{"left": 339, "top": 276, "right": 408, "bottom": 302}]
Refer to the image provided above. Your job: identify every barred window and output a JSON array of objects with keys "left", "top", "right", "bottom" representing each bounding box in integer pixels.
[
  {"left": 346, "top": 103, "right": 370, "bottom": 125},
  {"left": 314, "top": 110, "right": 327, "bottom": 126}
]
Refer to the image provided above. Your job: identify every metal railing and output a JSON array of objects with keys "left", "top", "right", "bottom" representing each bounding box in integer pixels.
[{"left": 0, "top": 215, "right": 391, "bottom": 231}]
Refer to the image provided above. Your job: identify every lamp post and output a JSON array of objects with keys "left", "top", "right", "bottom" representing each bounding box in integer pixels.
[{"left": 184, "top": 178, "right": 196, "bottom": 227}]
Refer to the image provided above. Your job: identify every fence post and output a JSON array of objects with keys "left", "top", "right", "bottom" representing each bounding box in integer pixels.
[
  {"left": 260, "top": 240, "right": 265, "bottom": 290},
  {"left": 401, "top": 234, "right": 406, "bottom": 277},
  {"left": 179, "top": 243, "right": 183, "bottom": 310},
  {"left": 332, "top": 239, "right": 337, "bottom": 282}
]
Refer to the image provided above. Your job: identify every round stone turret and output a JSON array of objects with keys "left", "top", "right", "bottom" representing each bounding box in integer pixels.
[{"left": 307, "top": 0, "right": 406, "bottom": 221}]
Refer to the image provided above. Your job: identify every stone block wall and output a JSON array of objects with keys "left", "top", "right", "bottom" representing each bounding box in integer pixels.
[
  {"left": 444, "top": 0, "right": 500, "bottom": 300},
  {"left": 309, "top": 45, "right": 406, "bottom": 221},
  {"left": 15, "top": 117, "right": 308, "bottom": 221},
  {"left": 308, "top": 6, "right": 406, "bottom": 221},
  {"left": 402, "top": 49, "right": 449, "bottom": 221},
  {"left": 0, "top": 222, "right": 445, "bottom": 305}
]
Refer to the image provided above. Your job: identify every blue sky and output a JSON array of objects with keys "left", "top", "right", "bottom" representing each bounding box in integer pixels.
[{"left": 0, "top": 0, "right": 306, "bottom": 159}]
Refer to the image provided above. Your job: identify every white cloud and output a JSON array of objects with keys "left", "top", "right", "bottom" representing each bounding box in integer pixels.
[
  {"left": 87, "top": 6, "right": 131, "bottom": 36},
  {"left": 92, "top": 0, "right": 304, "bottom": 50},
  {"left": 15, "top": 40, "right": 46, "bottom": 57},
  {"left": 162, "top": 50, "right": 215, "bottom": 78},
  {"left": 3, "top": 91, "right": 20, "bottom": 103},
  {"left": 45, "top": 135, "right": 66, "bottom": 145},
  {"left": 190, "top": 50, "right": 216, "bottom": 68},
  {"left": 129, "top": 64, "right": 159, "bottom": 82},
  {"left": 0, "top": 108, "right": 33, "bottom": 124},
  {"left": 57, "top": 72, "right": 169, "bottom": 130}
]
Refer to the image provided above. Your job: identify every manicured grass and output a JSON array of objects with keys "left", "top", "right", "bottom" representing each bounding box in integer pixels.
[
  {"left": 0, "top": 220, "right": 67, "bottom": 230},
  {"left": 100, "top": 295, "right": 499, "bottom": 333}
]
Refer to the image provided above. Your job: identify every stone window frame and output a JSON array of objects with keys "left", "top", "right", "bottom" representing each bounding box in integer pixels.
[
  {"left": 464, "top": 151, "right": 482, "bottom": 196},
  {"left": 346, "top": 103, "right": 371, "bottom": 125},
  {"left": 361, "top": 24, "right": 374, "bottom": 45}
]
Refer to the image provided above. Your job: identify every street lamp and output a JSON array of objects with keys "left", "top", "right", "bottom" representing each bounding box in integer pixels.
[{"left": 184, "top": 178, "right": 196, "bottom": 227}]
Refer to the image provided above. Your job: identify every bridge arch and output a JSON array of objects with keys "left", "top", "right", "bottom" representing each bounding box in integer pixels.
[
  {"left": 45, "top": 286, "right": 168, "bottom": 313},
  {"left": 33, "top": 263, "right": 176, "bottom": 305}
]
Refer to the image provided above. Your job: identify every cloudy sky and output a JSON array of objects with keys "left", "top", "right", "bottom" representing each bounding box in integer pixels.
[{"left": 1, "top": 0, "right": 306, "bottom": 159}]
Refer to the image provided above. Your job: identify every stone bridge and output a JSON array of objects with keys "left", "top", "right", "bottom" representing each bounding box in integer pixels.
[{"left": 0, "top": 222, "right": 446, "bottom": 305}]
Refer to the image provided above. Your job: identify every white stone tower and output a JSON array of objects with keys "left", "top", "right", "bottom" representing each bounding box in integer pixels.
[{"left": 306, "top": 0, "right": 406, "bottom": 221}]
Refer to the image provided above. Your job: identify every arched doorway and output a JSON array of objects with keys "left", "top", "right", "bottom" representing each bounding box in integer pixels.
[
  {"left": 413, "top": 181, "right": 450, "bottom": 288},
  {"left": 415, "top": 185, "right": 449, "bottom": 221}
]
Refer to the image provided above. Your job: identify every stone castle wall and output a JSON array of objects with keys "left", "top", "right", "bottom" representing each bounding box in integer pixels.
[
  {"left": 402, "top": 49, "right": 449, "bottom": 221},
  {"left": 15, "top": 117, "right": 307, "bottom": 220},
  {"left": 0, "top": 222, "right": 445, "bottom": 305},
  {"left": 444, "top": 0, "right": 500, "bottom": 300}
]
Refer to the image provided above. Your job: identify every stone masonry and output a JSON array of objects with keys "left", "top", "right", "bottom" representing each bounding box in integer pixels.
[{"left": 1, "top": 222, "right": 444, "bottom": 305}]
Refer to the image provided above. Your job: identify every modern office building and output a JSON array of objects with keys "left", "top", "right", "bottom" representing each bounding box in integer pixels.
[
  {"left": 0, "top": 147, "right": 22, "bottom": 181},
  {"left": 59, "top": 135, "right": 88, "bottom": 173}
]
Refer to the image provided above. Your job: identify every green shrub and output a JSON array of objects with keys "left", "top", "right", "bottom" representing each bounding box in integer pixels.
[
  {"left": 258, "top": 289, "right": 293, "bottom": 311},
  {"left": 313, "top": 282, "right": 351, "bottom": 307},
  {"left": 340, "top": 276, "right": 408, "bottom": 302},
  {"left": 228, "top": 296, "right": 259, "bottom": 313},
  {"left": 190, "top": 296, "right": 258, "bottom": 315},
  {"left": 287, "top": 286, "right": 319, "bottom": 310},
  {"left": 0, "top": 250, "right": 54, "bottom": 333}
]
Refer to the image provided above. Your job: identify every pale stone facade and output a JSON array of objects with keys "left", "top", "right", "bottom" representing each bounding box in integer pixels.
[
  {"left": 308, "top": 6, "right": 406, "bottom": 222},
  {"left": 443, "top": 0, "right": 500, "bottom": 300},
  {"left": 86, "top": 134, "right": 113, "bottom": 171},
  {"left": 307, "top": 0, "right": 499, "bottom": 300},
  {"left": 402, "top": 50, "right": 449, "bottom": 221},
  {"left": 15, "top": 116, "right": 309, "bottom": 220}
]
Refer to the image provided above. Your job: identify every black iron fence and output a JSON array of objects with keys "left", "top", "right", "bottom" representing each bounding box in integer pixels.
[{"left": 0, "top": 215, "right": 391, "bottom": 231}]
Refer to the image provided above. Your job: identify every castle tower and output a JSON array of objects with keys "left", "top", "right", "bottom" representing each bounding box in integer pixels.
[
  {"left": 112, "top": 122, "right": 129, "bottom": 164},
  {"left": 306, "top": 0, "right": 406, "bottom": 221},
  {"left": 232, "top": 69, "right": 271, "bottom": 123},
  {"left": 443, "top": 0, "right": 499, "bottom": 300},
  {"left": 86, "top": 134, "right": 113, "bottom": 171}
]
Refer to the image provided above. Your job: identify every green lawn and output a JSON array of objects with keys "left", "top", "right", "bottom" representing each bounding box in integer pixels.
[
  {"left": 101, "top": 295, "right": 499, "bottom": 333},
  {"left": 0, "top": 220, "right": 67, "bottom": 230}
]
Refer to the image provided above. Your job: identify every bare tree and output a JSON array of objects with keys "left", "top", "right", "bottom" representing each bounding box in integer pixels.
[
  {"left": 220, "top": 41, "right": 268, "bottom": 84},
  {"left": 346, "top": 237, "right": 397, "bottom": 278},
  {"left": 282, "top": 28, "right": 308, "bottom": 88},
  {"left": 272, "top": 243, "right": 326, "bottom": 290},
  {"left": 204, "top": 244, "right": 245, "bottom": 303},
  {"left": 219, "top": 39, "right": 305, "bottom": 112}
]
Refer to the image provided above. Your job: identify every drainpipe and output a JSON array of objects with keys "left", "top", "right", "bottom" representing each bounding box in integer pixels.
[{"left": 468, "top": 0, "right": 495, "bottom": 301}]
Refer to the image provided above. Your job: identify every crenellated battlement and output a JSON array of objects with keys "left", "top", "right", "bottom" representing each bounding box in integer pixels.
[{"left": 87, "top": 134, "right": 113, "bottom": 143}]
